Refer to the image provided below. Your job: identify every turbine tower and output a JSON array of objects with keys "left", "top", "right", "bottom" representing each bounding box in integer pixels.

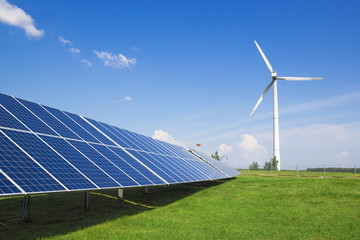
[{"left": 250, "top": 41, "right": 322, "bottom": 171}]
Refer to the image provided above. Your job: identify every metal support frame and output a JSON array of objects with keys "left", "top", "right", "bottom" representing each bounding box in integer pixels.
[
  {"left": 84, "top": 191, "right": 89, "bottom": 210},
  {"left": 118, "top": 188, "right": 124, "bottom": 199},
  {"left": 143, "top": 186, "right": 148, "bottom": 194},
  {"left": 22, "top": 195, "right": 31, "bottom": 222},
  {"left": 163, "top": 185, "right": 167, "bottom": 189}
]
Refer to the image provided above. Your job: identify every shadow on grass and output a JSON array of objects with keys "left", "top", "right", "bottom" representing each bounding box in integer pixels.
[{"left": 0, "top": 180, "right": 227, "bottom": 240}]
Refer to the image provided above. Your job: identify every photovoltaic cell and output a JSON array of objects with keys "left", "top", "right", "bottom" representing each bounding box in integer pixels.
[
  {"left": 42, "top": 106, "right": 101, "bottom": 143},
  {"left": 39, "top": 135, "right": 119, "bottom": 188},
  {"left": 17, "top": 98, "right": 81, "bottom": 140},
  {"left": 159, "top": 141, "right": 228, "bottom": 179},
  {"left": 3, "top": 130, "right": 97, "bottom": 190},
  {"left": 65, "top": 113, "right": 115, "bottom": 146},
  {"left": 0, "top": 130, "right": 65, "bottom": 193},
  {"left": 68, "top": 140, "right": 138, "bottom": 187},
  {"left": 84, "top": 118, "right": 132, "bottom": 149},
  {"left": 90, "top": 144, "right": 152, "bottom": 186},
  {"left": 127, "top": 150, "right": 177, "bottom": 184},
  {"left": 0, "top": 105, "right": 28, "bottom": 131},
  {"left": 0, "top": 172, "right": 21, "bottom": 195},
  {"left": 190, "top": 150, "right": 240, "bottom": 177},
  {"left": 108, "top": 146, "right": 165, "bottom": 185},
  {"left": 0, "top": 93, "right": 58, "bottom": 136},
  {"left": 108, "top": 126, "right": 142, "bottom": 150}
]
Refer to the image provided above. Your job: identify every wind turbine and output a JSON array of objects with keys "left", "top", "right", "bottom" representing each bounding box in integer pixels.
[{"left": 250, "top": 41, "right": 322, "bottom": 171}]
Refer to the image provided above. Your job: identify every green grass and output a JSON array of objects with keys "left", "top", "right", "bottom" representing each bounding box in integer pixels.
[
  {"left": 1, "top": 174, "right": 359, "bottom": 239},
  {"left": 242, "top": 169, "right": 358, "bottom": 178}
]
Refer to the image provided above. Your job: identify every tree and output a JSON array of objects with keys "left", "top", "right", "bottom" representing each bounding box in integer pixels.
[
  {"left": 211, "top": 151, "right": 220, "bottom": 161},
  {"left": 263, "top": 156, "right": 279, "bottom": 171},
  {"left": 263, "top": 161, "right": 271, "bottom": 170},
  {"left": 271, "top": 156, "right": 278, "bottom": 170},
  {"left": 249, "top": 161, "right": 259, "bottom": 170}
]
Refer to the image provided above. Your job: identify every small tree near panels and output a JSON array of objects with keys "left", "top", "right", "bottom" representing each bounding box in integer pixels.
[
  {"left": 211, "top": 151, "right": 220, "bottom": 161},
  {"left": 249, "top": 161, "right": 259, "bottom": 170},
  {"left": 263, "top": 156, "right": 278, "bottom": 171}
]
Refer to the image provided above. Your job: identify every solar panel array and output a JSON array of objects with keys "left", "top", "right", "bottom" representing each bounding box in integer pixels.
[{"left": 0, "top": 92, "right": 240, "bottom": 197}]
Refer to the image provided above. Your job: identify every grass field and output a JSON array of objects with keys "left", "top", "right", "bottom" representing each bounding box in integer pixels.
[{"left": 0, "top": 172, "right": 359, "bottom": 239}]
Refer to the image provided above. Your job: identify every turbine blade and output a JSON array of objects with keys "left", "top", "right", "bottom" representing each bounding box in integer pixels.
[
  {"left": 254, "top": 40, "right": 273, "bottom": 73},
  {"left": 277, "top": 77, "right": 323, "bottom": 81},
  {"left": 250, "top": 80, "right": 274, "bottom": 116}
]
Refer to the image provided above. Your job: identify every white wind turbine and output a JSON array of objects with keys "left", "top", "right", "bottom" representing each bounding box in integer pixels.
[{"left": 250, "top": 41, "right": 322, "bottom": 171}]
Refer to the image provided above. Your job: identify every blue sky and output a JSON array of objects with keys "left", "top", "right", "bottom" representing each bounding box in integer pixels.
[{"left": 0, "top": 0, "right": 359, "bottom": 169}]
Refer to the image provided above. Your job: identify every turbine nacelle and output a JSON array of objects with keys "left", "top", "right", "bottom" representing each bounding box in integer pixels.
[{"left": 271, "top": 71, "right": 277, "bottom": 80}]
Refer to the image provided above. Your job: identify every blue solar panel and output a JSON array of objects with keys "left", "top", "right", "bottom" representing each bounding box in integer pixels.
[
  {"left": 0, "top": 172, "right": 22, "bottom": 195},
  {"left": 0, "top": 93, "right": 58, "bottom": 136},
  {"left": 0, "top": 105, "right": 28, "bottom": 131},
  {"left": 17, "top": 98, "right": 82, "bottom": 140},
  {"left": 3, "top": 130, "right": 97, "bottom": 190},
  {"left": 42, "top": 106, "right": 101, "bottom": 143},
  {"left": 0, "top": 93, "right": 57, "bottom": 135},
  {"left": 137, "top": 134, "right": 169, "bottom": 155},
  {"left": 84, "top": 118, "right": 132, "bottom": 148},
  {"left": 0, "top": 130, "right": 66, "bottom": 193},
  {"left": 127, "top": 150, "right": 177, "bottom": 184},
  {"left": 158, "top": 141, "right": 228, "bottom": 180},
  {"left": 90, "top": 144, "right": 153, "bottom": 186},
  {"left": 64, "top": 113, "right": 115, "bottom": 146},
  {"left": 108, "top": 126, "right": 143, "bottom": 150},
  {"left": 108, "top": 147, "right": 165, "bottom": 185},
  {"left": 190, "top": 150, "right": 240, "bottom": 177},
  {"left": 68, "top": 140, "right": 138, "bottom": 187},
  {"left": 159, "top": 155, "right": 204, "bottom": 182},
  {"left": 120, "top": 129, "right": 155, "bottom": 153},
  {"left": 145, "top": 153, "right": 187, "bottom": 182},
  {"left": 39, "top": 135, "right": 119, "bottom": 188},
  {"left": 0, "top": 92, "right": 240, "bottom": 198}
]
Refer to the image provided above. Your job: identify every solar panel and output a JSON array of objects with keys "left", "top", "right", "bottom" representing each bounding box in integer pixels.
[
  {"left": 0, "top": 130, "right": 66, "bottom": 193},
  {"left": 0, "top": 92, "right": 240, "bottom": 198},
  {"left": 189, "top": 149, "right": 241, "bottom": 177}
]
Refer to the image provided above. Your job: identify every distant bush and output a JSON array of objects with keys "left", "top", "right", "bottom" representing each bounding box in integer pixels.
[{"left": 307, "top": 168, "right": 359, "bottom": 173}]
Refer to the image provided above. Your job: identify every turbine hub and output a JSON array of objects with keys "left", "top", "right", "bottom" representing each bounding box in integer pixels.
[{"left": 271, "top": 70, "right": 277, "bottom": 80}]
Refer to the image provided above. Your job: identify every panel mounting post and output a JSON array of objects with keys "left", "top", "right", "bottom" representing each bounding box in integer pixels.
[
  {"left": 118, "top": 188, "right": 124, "bottom": 200},
  {"left": 84, "top": 191, "right": 89, "bottom": 210},
  {"left": 143, "top": 186, "right": 148, "bottom": 194},
  {"left": 22, "top": 195, "right": 31, "bottom": 222}
]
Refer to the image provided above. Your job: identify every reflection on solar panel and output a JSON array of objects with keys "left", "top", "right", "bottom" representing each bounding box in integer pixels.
[{"left": 0, "top": 92, "right": 240, "bottom": 199}]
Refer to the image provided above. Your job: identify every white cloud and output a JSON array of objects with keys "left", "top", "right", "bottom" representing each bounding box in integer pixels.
[
  {"left": 0, "top": 0, "right": 44, "bottom": 38},
  {"left": 238, "top": 134, "right": 266, "bottom": 153},
  {"left": 93, "top": 50, "right": 136, "bottom": 69},
  {"left": 124, "top": 96, "right": 132, "bottom": 101},
  {"left": 218, "top": 143, "right": 232, "bottom": 156},
  {"left": 69, "top": 48, "right": 80, "bottom": 54},
  {"left": 152, "top": 129, "right": 184, "bottom": 146},
  {"left": 58, "top": 36, "right": 72, "bottom": 45},
  {"left": 81, "top": 59, "right": 92, "bottom": 67},
  {"left": 236, "top": 134, "right": 267, "bottom": 167}
]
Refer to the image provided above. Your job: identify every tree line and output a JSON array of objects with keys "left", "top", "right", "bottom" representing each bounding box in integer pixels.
[{"left": 249, "top": 157, "right": 278, "bottom": 170}]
